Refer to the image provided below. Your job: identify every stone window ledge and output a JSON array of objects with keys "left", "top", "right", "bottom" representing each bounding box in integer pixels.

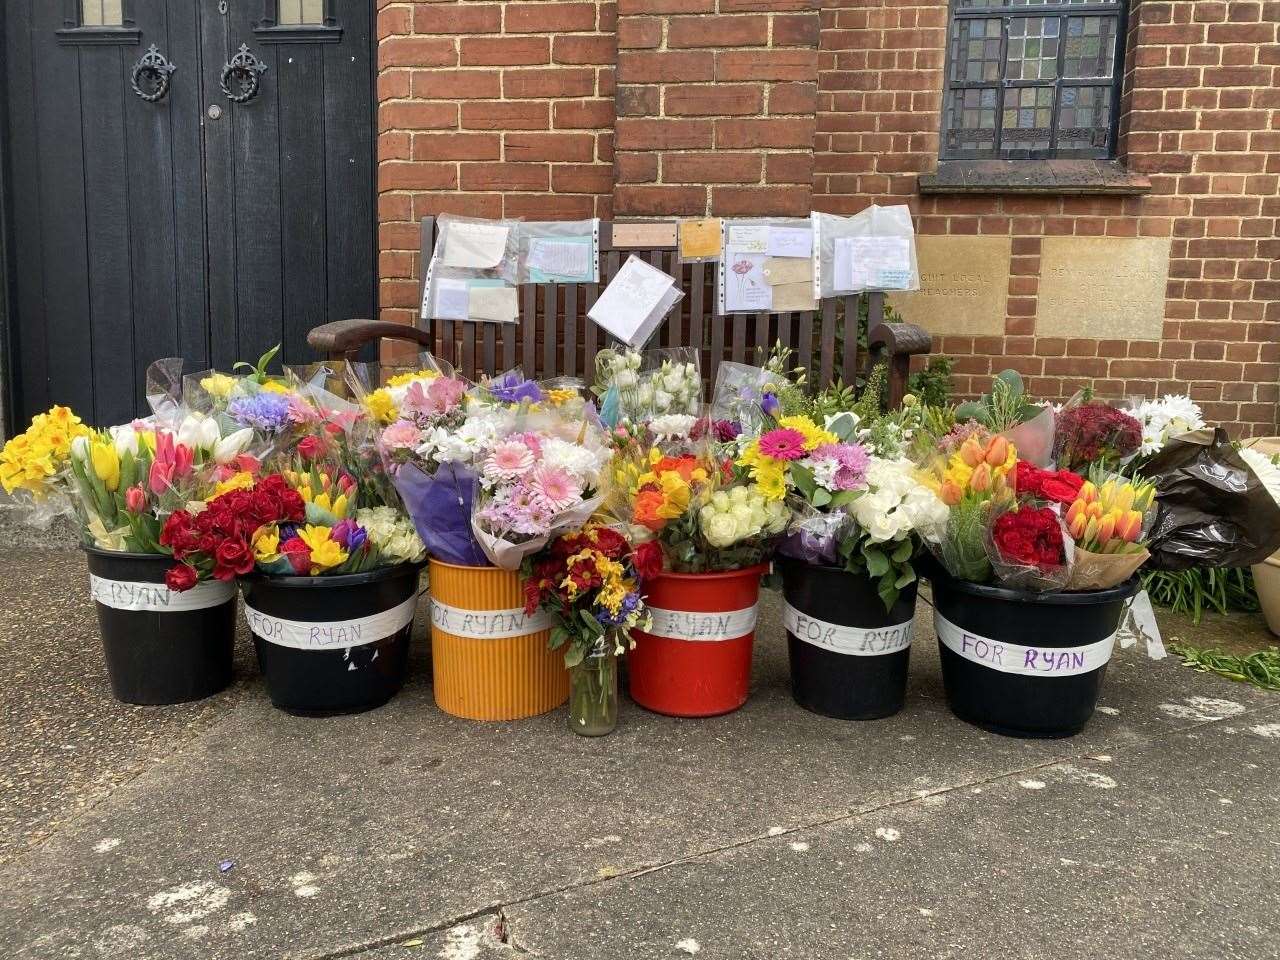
[{"left": 917, "top": 160, "right": 1151, "bottom": 196}]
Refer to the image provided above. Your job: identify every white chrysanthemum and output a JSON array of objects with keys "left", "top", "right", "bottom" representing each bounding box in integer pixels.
[
  {"left": 539, "top": 436, "right": 601, "bottom": 483},
  {"left": 805, "top": 456, "right": 840, "bottom": 491},
  {"left": 1240, "top": 447, "right": 1280, "bottom": 507},
  {"left": 650, "top": 413, "right": 697, "bottom": 441}
]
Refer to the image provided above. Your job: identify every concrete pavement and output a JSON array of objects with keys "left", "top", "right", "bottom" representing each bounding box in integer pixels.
[{"left": 0, "top": 549, "right": 1277, "bottom": 959}]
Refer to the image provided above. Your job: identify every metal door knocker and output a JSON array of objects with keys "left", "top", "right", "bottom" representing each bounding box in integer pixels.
[
  {"left": 130, "top": 45, "right": 176, "bottom": 103},
  {"left": 220, "top": 44, "right": 267, "bottom": 104}
]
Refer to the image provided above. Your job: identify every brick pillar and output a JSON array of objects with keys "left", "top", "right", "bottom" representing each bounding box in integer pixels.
[{"left": 613, "top": 0, "right": 820, "bottom": 217}]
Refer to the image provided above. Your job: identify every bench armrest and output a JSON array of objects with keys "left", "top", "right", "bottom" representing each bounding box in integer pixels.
[
  {"left": 868, "top": 321, "right": 932, "bottom": 408},
  {"left": 307, "top": 319, "right": 434, "bottom": 362}
]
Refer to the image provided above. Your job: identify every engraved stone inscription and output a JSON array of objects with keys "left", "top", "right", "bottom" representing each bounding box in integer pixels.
[{"left": 891, "top": 235, "right": 1011, "bottom": 336}]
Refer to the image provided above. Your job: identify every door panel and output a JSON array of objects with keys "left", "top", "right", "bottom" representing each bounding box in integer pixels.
[{"left": 2, "top": 0, "right": 375, "bottom": 428}]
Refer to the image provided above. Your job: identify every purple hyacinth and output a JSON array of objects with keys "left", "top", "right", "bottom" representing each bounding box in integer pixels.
[{"left": 227, "top": 391, "right": 292, "bottom": 434}]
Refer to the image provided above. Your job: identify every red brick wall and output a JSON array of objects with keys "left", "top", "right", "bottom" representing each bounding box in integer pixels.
[
  {"left": 813, "top": 0, "right": 1279, "bottom": 436},
  {"left": 379, "top": 0, "right": 1279, "bottom": 434},
  {"left": 612, "top": 0, "right": 820, "bottom": 217},
  {"left": 376, "top": 0, "right": 618, "bottom": 327}
]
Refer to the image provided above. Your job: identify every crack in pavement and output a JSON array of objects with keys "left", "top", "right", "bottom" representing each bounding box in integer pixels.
[{"left": 318, "top": 703, "right": 1277, "bottom": 960}]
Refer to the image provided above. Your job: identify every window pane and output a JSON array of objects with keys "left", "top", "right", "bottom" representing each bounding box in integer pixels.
[
  {"left": 1057, "top": 85, "right": 1112, "bottom": 150},
  {"left": 1064, "top": 16, "right": 1117, "bottom": 78},
  {"left": 279, "top": 0, "right": 324, "bottom": 25},
  {"left": 81, "top": 0, "right": 102, "bottom": 26},
  {"left": 945, "top": 88, "right": 1000, "bottom": 152},
  {"left": 950, "top": 18, "right": 1003, "bottom": 83},
  {"left": 1000, "top": 86, "right": 1055, "bottom": 152},
  {"left": 1005, "top": 16, "right": 1059, "bottom": 81}
]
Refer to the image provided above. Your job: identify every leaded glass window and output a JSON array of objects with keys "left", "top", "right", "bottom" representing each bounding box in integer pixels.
[
  {"left": 81, "top": 0, "right": 123, "bottom": 26},
  {"left": 278, "top": 0, "right": 325, "bottom": 25},
  {"left": 941, "top": 0, "right": 1126, "bottom": 160}
]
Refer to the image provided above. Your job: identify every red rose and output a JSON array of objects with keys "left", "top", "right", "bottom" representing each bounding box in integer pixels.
[
  {"left": 212, "top": 538, "right": 255, "bottom": 579},
  {"left": 164, "top": 564, "right": 199, "bottom": 592},
  {"left": 1014, "top": 460, "right": 1044, "bottom": 498},
  {"left": 279, "top": 538, "right": 312, "bottom": 574},
  {"left": 633, "top": 540, "right": 664, "bottom": 580},
  {"left": 1039, "top": 470, "right": 1085, "bottom": 505},
  {"left": 297, "top": 434, "right": 326, "bottom": 461},
  {"left": 992, "top": 507, "right": 1065, "bottom": 570}
]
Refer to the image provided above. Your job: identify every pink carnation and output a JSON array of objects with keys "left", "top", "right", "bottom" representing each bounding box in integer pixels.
[
  {"left": 382, "top": 420, "right": 420, "bottom": 449},
  {"left": 758, "top": 428, "right": 808, "bottom": 461}
]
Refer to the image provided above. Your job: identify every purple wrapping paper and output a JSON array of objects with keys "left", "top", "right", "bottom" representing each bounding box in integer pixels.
[
  {"left": 778, "top": 529, "right": 839, "bottom": 566},
  {"left": 393, "top": 461, "right": 491, "bottom": 567}
]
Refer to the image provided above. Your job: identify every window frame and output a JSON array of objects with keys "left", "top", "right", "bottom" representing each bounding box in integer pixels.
[
  {"left": 255, "top": 0, "right": 343, "bottom": 44},
  {"left": 938, "top": 0, "right": 1129, "bottom": 162},
  {"left": 57, "top": 0, "right": 140, "bottom": 45}
]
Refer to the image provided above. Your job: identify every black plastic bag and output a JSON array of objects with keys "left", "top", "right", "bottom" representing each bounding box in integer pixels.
[{"left": 1144, "top": 428, "right": 1280, "bottom": 571}]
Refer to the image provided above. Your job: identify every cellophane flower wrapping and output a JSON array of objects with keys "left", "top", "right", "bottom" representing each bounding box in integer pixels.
[
  {"left": 593, "top": 347, "right": 702, "bottom": 428},
  {"left": 347, "top": 353, "right": 489, "bottom": 566},
  {"left": 984, "top": 502, "right": 1072, "bottom": 592},
  {"left": 470, "top": 389, "right": 611, "bottom": 571},
  {"left": 1052, "top": 397, "right": 1143, "bottom": 475}
]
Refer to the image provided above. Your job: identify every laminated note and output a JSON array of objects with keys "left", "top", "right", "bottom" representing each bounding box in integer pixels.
[
  {"left": 770, "top": 281, "right": 817, "bottom": 312},
  {"left": 679, "top": 218, "right": 723, "bottom": 260},
  {"left": 766, "top": 226, "right": 812, "bottom": 259},
  {"left": 526, "top": 237, "right": 592, "bottom": 282},
  {"left": 837, "top": 236, "right": 913, "bottom": 291},
  {"left": 587, "top": 255, "right": 678, "bottom": 347},
  {"left": 761, "top": 257, "right": 811, "bottom": 287},
  {"left": 442, "top": 221, "right": 510, "bottom": 270},
  {"left": 469, "top": 284, "right": 519, "bottom": 324},
  {"left": 724, "top": 253, "right": 772, "bottom": 312},
  {"left": 434, "top": 278, "right": 470, "bottom": 321},
  {"left": 726, "top": 224, "right": 768, "bottom": 254}
]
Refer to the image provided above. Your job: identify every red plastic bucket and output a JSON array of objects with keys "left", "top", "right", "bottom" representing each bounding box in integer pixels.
[{"left": 628, "top": 564, "right": 768, "bottom": 717}]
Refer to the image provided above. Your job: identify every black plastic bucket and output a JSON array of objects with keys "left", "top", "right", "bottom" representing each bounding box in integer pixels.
[
  {"left": 778, "top": 556, "right": 918, "bottom": 720},
  {"left": 240, "top": 563, "right": 422, "bottom": 715},
  {"left": 85, "top": 547, "right": 236, "bottom": 705},
  {"left": 923, "top": 559, "right": 1139, "bottom": 738}
]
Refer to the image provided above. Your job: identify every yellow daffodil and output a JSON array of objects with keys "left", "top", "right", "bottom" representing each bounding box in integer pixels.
[
  {"left": 259, "top": 380, "right": 290, "bottom": 395},
  {"left": 200, "top": 373, "right": 236, "bottom": 399},
  {"left": 252, "top": 525, "right": 281, "bottom": 563},
  {"left": 363, "top": 389, "right": 396, "bottom": 424},
  {"left": 297, "top": 525, "right": 348, "bottom": 574}
]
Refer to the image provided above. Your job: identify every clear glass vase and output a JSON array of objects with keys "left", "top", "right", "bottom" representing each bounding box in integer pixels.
[{"left": 569, "top": 646, "right": 618, "bottom": 737}]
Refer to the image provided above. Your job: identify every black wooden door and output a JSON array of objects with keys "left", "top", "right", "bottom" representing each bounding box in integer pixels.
[{"left": 1, "top": 1, "right": 375, "bottom": 429}]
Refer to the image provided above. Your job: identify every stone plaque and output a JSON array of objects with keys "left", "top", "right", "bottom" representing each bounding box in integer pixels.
[
  {"left": 1037, "top": 237, "right": 1171, "bottom": 340},
  {"left": 891, "top": 235, "right": 1011, "bottom": 336}
]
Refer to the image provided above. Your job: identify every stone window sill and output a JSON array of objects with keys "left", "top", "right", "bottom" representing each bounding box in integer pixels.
[{"left": 917, "top": 160, "right": 1151, "bottom": 196}]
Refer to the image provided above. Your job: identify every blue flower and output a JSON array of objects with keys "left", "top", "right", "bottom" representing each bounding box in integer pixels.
[
  {"left": 227, "top": 392, "right": 292, "bottom": 433},
  {"left": 761, "top": 392, "right": 781, "bottom": 418},
  {"left": 489, "top": 372, "right": 543, "bottom": 405}
]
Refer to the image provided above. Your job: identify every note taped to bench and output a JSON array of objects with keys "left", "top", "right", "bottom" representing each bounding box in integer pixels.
[
  {"left": 587, "top": 255, "right": 682, "bottom": 348},
  {"left": 468, "top": 281, "right": 519, "bottom": 323},
  {"left": 433, "top": 278, "right": 470, "bottom": 321},
  {"left": 442, "top": 221, "right": 510, "bottom": 269},
  {"left": 526, "top": 236, "right": 592, "bottom": 282}
]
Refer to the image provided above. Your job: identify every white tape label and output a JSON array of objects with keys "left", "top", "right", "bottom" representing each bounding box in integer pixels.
[
  {"left": 645, "top": 604, "right": 759, "bottom": 643},
  {"left": 89, "top": 574, "right": 236, "bottom": 613},
  {"left": 783, "top": 601, "right": 913, "bottom": 656},
  {"left": 934, "top": 610, "right": 1115, "bottom": 677},
  {"left": 245, "top": 596, "right": 417, "bottom": 651},
  {"left": 429, "top": 600, "right": 553, "bottom": 640}
]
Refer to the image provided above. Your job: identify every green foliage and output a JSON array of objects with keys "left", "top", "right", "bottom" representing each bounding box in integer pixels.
[
  {"left": 1141, "top": 566, "right": 1259, "bottom": 625},
  {"left": 851, "top": 362, "right": 888, "bottom": 423},
  {"left": 1170, "top": 643, "right": 1280, "bottom": 692},
  {"left": 907, "top": 356, "right": 954, "bottom": 408},
  {"left": 953, "top": 369, "right": 1040, "bottom": 432},
  {"left": 232, "top": 344, "right": 282, "bottom": 385},
  {"left": 941, "top": 498, "right": 992, "bottom": 584},
  {"left": 810, "top": 380, "right": 859, "bottom": 422}
]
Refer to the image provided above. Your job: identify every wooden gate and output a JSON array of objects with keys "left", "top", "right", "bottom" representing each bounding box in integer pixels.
[{"left": 0, "top": 0, "right": 375, "bottom": 428}]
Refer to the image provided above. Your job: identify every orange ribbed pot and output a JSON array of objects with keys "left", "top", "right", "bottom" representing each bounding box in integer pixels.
[{"left": 428, "top": 559, "right": 569, "bottom": 721}]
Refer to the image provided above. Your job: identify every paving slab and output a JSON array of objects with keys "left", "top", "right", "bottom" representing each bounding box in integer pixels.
[{"left": 1, "top": 552, "right": 1277, "bottom": 960}]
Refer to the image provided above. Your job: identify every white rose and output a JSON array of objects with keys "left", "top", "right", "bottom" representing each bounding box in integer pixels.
[
  {"left": 728, "top": 485, "right": 748, "bottom": 504},
  {"left": 654, "top": 389, "right": 674, "bottom": 411},
  {"left": 711, "top": 490, "right": 731, "bottom": 511},
  {"left": 703, "top": 512, "right": 740, "bottom": 548},
  {"left": 614, "top": 369, "right": 639, "bottom": 389}
]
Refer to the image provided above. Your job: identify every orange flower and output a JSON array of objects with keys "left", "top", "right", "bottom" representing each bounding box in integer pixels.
[
  {"left": 984, "top": 435, "right": 1009, "bottom": 467},
  {"left": 633, "top": 488, "right": 669, "bottom": 532}
]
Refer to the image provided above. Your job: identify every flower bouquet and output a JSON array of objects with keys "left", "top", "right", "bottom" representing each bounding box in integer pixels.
[
  {"left": 523, "top": 524, "right": 651, "bottom": 735},
  {"left": 1053, "top": 399, "right": 1143, "bottom": 474},
  {"left": 1062, "top": 474, "right": 1155, "bottom": 591},
  {"left": 593, "top": 347, "right": 701, "bottom": 426}
]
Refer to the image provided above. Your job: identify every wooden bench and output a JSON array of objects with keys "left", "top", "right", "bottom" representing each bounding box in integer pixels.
[{"left": 309, "top": 217, "right": 931, "bottom": 405}]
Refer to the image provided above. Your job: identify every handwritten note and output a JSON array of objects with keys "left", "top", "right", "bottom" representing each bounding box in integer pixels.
[
  {"left": 767, "top": 226, "right": 812, "bottom": 259},
  {"left": 587, "top": 255, "right": 679, "bottom": 347},
  {"left": 679, "top": 218, "right": 723, "bottom": 260},
  {"left": 526, "top": 237, "right": 592, "bottom": 282},
  {"left": 442, "top": 221, "right": 510, "bottom": 269},
  {"left": 433, "top": 278, "right": 470, "bottom": 321},
  {"left": 469, "top": 283, "right": 519, "bottom": 323},
  {"left": 836, "top": 236, "right": 913, "bottom": 291},
  {"left": 724, "top": 253, "right": 772, "bottom": 311},
  {"left": 726, "top": 225, "right": 768, "bottom": 254}
]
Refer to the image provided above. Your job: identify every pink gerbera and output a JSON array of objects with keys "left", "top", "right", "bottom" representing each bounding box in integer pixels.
[
  {"left": 758, "top": 428, "right": 808, "bottom": 461},
  {"left": 382, "top": 419, "right": 420, "bottom": 449},
  {"left": 527, "top": 465, "right": 582, "bottom": 512},
  {"left": 484, "top": 440, "right": 535, "bottom": 482}
]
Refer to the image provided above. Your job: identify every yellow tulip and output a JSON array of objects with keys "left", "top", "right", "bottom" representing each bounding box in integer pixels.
[{"left": 90, "top": 440, "right": 121, "bottom": 492}]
